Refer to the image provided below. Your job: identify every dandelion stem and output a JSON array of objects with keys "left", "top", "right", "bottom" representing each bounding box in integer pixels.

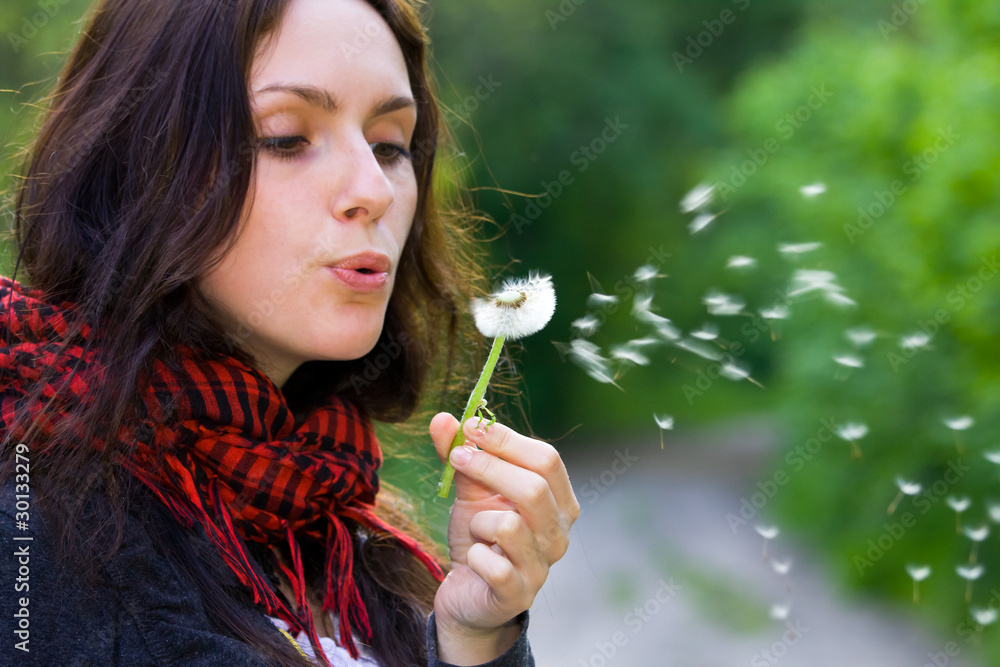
[{"left": 437, "top": 335, "right": 506, "bottom": 498}]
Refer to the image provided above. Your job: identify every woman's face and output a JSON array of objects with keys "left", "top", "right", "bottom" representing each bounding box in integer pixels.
[{"left": 198, "top": 0, "right": 418, "bottom": 388}]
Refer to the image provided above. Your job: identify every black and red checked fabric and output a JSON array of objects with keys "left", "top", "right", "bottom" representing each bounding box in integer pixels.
[{"left": 0, "top": 274, "right": 445, "bottom": 664}]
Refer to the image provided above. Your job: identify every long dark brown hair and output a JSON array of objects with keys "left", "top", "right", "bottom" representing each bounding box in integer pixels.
[{"left": 0, "top": 0, "right": 487, "bottom": 664}]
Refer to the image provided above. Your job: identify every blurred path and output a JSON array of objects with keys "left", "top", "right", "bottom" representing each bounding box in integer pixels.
[{"left": 526, "top": 417, "right": 978, "bottom": 667}]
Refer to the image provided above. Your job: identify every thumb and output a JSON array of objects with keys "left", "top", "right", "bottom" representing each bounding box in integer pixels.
[{"left": 429, "top": 411, "right": 462, "bottom": 464}]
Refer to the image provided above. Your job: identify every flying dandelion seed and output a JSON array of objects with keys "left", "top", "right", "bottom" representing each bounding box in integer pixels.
[
  {"left": 690, "top": 323, "right": 719, "bottom": 341},
  {"left": 726, "top": 255, "right": 758, "bottom": 270},
  {"left": 799, "top": 183, "right": 827, "bottom": 198},
  {"left": 689, "top": 211, "right": 721, "bottom": 234},
  {"left": 721, "top": 361, "right": 752, "bottom": 382},
  {"left": 627, "top": 337, "right": 661, "bottom": 349},
  {"left": 771, "top": 558, "right": 793, "bottom": 591},
  {"left": 972, "top": 607, "right": 999, "bottom": 627},
  {"left": 900, "top": 332, "right": 932, "bottom": 350},
  {"left": 653, "top": 319, "right": 682, "bottom": 342},
  {"left": 567, "top": 339, "right": 622, "bottom": 389},
  {"left": 680, "top": 182, "right": 715, "bottom": 213},
  {"left": 654, "top": 414, "right": 674, "bottom": 450},
  {"left": 633, "top": 264, "right": 662, "bottom": 283},
  {"left": 944, "top": 416, "right": 974, "bottom": 454},
  {"left": 957, "top": 564, "right": 985, "bottom": 604},
  {"left": 964, "top": 525, "right": 990, "bottom": 565},
  {"left": 611, "top": 344, "right": 650, "bottom": 367},
  {"left": 788, "top": 270, "right": 842, "bottom": 298},
  {"left": 825, "top": 292, "right": 858, "bottom": 308},
  {"left": 761, "top": 306, "right": 790, "bottom": 320},
  {"left": 947, "top": 495, "right": 972, "bottom": 534},
  {"left": 846, "top": 326, "right": 877, "bottom": 347},
  {"left": 587, "top": 293, "right": 618, "bottom": 309},
  {"left": 632, "top": 293, "right": 675, "bottom": 331},
  {"left": 673, "top": 338, "right": 724, "bottom": 362},
  {"left": 833, "top": 354, "right": 864, "bottom": 369},
  {"left": 703, "top": 289, "right": 746, "bottom": 316},
  {"left": 571, "top": 314, "right": 601, "bottom": 337},
  {"left": 906, "top": 564, "right": 931, "bottom": 603},
  {"left": 986, "top": 452, "right": 1000, "bottom": 485},
  {"left": 888, "top": 476, "right": 922, "bottom": 514},
  {"left": 987, "top": 501, "right": 1000, "bottom": 524},
  {"left": 778, "top": 242, "right": 823, "bottom": 256},
  {"left": 754, "top": 524, "right": 780, "bottom": 561},
  {"left": 835, "top": 422, "right": 868, "bottom": 459},
  {"left": 770, "top": 602, "right": 792, "bottom": 620}
]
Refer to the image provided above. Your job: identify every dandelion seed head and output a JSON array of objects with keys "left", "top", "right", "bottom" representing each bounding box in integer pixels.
[
  {"left": 755, "top": 524, "right": 780, "bottom": 540},
  {"left": 895, "top": 476, "right": 922, "bottom": 495},
  {"left": 836, "top": 422, "right": 869, "bottom": 441},
  {"left": 906, "top": 564, "right": 932, "bottom": 581},
  {"left": 726, "top": 255, "right": 758, "bottom": 270},
  {"left": 654, "top": 414, "right": 674, "bottom": 430},
  {"left": 800, "top": 183, "right": 827, "bottom": 198},
  {"left": 944, "top": 416, "right": 974, "bottom": 431},
  {"left": 947, "top": 495, "right": 971, "bottom": 512},
  {"left": 471, "top": 272, "right": 556, "bottom": 340},
  {"left": 846, "top": 326, "right": 877, "bottom": 347},
  {"left": 957, "top": 564, "right": 984, "bottom": 581},
  {"left": 833, "top": 354, "right": 864, "bottom": 369},
  {"left": 680, "top": 182, "right": 715, "bottom": 213}
]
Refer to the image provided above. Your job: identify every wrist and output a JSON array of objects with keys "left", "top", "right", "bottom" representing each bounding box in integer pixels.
[{"left": 435, "top": 613, "right": 523, "bottom": 665}]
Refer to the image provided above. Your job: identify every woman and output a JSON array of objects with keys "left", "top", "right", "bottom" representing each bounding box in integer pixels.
[{"left": 0, "top": 0, "right": 580, "bottom": 665}]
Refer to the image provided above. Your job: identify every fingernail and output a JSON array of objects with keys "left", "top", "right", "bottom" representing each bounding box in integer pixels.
[
  {"left": 463, "top": 418, "right": 485, "bottom": 439},
  {"left": 450, "top": 444, "right": 476, "bottom": 466}
]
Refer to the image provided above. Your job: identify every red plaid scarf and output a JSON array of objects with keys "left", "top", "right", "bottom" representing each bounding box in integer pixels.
[{"left": 0, "top": 275, "right": 445, "bottom": 664}]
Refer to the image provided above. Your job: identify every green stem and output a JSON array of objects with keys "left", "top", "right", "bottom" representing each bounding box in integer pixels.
[{"left": 437, "top": 335, "right": 506, "bottom": 498}]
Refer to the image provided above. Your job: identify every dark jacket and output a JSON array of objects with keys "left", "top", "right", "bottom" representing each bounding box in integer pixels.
[{"left": 0, "top": 475, "right": 533, "bottom": 666}]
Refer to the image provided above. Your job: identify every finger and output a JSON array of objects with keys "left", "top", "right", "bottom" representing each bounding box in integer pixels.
[
  {"left": 461, "top": 418, "right": 580, "bottom": 523},
  {"left": 465, "top": 542, "right": 529, "bottom": 610},
  {"left": 469, "top": 510, "right": 548, "bottom": 590},
  {"left": 429, "top": 412, "right": 461, "bottom": 464},
  {"left": 448, "top": 443, "right": 566, "bottom": 558}
]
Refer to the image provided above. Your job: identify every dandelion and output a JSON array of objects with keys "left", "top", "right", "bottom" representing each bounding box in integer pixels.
[
  {"left": 680, "top": 182, "right": 715, "bottom": 213},
  {"left": 689, "top": 211, "right": 720, "bottom": 234},
  {"left": 845, "top": 326, "right": 877, "bottom": 347},
  {"left": 726, "top": 255, "right": 758, "bottom": 270},
  {"left": 778, "top": 242, "right": 823, "bottom": 256},
  {"left": 947, "top": 495, "right": 972, "bottom": 534},
  {"left": 964, "top": 525, "right": 990, "bottom": 565},
  {"left": 571, "top": 314, "right": 601, "bottom": 337},
  {"left": 438, "top": 273, "right": 556, "bottom": 497},
  {"left": 888, "top": 476, "right": 922, "bottom": 514},
  {"left": 690, "top": 323, "right": 719, "bottom": 341},
  {"left": 799, "top": 183, "right": 827, "bottom": 198},
  {"left": 654, "top": 414, "right": 674, "bottom": 450},
  {"left": 833, "top": 354, "right": 864, "bottom": 369},
  {"left": 944, "top": 416, "right": 974, "bottom": 454},
  {"left": 755, "top": 524, "right": 779, "bottom": 561},
  {"left": 906, "top": 564, "right": 931, "bottom": 603},
  {"left": 835, "top": 422, "right": 868, "bottom": 459},
  {"left": 957, "top": 564, "right": 984, "bottom": 603}
]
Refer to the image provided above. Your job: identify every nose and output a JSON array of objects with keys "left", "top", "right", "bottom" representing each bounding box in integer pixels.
[{"left": 329, "top": 139, "right": 394, "bottom": 224}]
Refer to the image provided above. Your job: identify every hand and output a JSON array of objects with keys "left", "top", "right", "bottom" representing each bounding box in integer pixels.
[{"left": 428, "top": 413, "right": 580, "bottom": 665}]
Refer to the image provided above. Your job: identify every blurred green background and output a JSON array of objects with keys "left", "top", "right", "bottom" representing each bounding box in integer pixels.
[{"left": 3, "top": 0, "right": 1000, "bottom": 661}]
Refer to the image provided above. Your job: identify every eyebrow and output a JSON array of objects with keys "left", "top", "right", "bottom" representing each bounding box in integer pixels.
[{"left": 254, "top": 83, "right": 416, "bottom": 117}]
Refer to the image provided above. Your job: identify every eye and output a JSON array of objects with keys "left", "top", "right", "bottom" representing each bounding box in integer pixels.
[
  {"left": 370, "top": 141, "right": 412, "bottom": 166},
  {"left": 257, "top": 135, "right": 309, "bottom": 159}
]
